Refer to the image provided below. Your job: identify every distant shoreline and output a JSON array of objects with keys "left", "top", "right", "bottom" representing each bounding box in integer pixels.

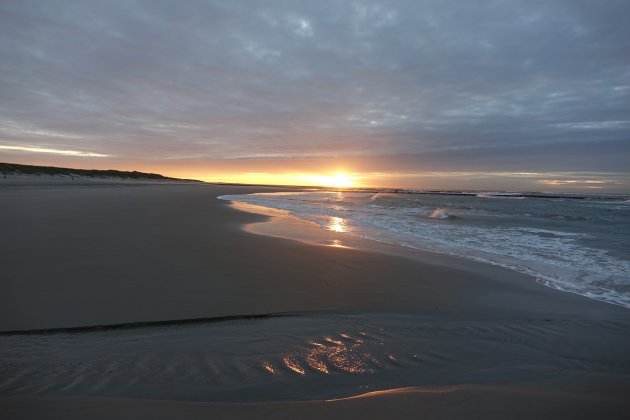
[{"left": 0, "top": 162, "right": 202, "bottom": 182}]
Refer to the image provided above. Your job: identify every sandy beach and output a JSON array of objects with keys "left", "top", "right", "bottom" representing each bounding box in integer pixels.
[
  {"left": 3, "top": 0, "right": 629, "bottom": 417},
  {"left": 1, "top": 180, "right": 630, "bottom": 419}
]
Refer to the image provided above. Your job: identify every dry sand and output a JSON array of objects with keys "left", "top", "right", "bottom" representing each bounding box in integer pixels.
[{"left": 1, "top": 179, "right": 629, "bottom": 418}]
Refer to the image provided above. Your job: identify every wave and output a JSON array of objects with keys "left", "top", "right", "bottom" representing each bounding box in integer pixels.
[
  {"left": 514, "top": 227, "right": 586, "bottom": 238},
  {"left": 331, "top": 188, "right": 629, "bottom": 202},
  {"left": 476, "top": 192, "right": 524, "bottom": 199},
  {"left": 429, "top": 208, "right": 451, "bottom": 219}
]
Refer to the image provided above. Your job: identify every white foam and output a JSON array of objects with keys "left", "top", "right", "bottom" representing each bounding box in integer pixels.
[{"left": 429, "top": 208, "right": 451, "bottom": 219}]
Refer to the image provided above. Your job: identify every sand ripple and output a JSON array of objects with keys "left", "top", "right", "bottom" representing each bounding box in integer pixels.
[{"left": 1, "top": 314, "right": 629, "bottom": 402}]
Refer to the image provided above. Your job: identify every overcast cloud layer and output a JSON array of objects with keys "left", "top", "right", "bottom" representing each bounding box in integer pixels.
[{"left": 1, "top": 0, "right": 629, "bottom": 189}]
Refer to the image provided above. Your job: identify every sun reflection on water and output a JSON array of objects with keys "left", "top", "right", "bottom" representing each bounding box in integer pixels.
[{"left": 327, "top": 217, "right": 347, "bottom": 233}]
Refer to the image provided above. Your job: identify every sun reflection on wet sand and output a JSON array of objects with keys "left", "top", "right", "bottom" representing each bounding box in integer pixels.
[
  {"left": 229, "top": 200, "right": 357, "bottom": 250},
  {"left": 324, "top": 337, "right": 345, "bottom": 346},
  {"left": 282, "top": 355, "right": 306, "bottom": 375},
  {"left": 262, "top": 361, "right": 277, "bottom": 374},
  {"left": 329, "top": 239, "right": 347, "bottom": 248},
  {"left": 276, "top": 333, "right": 384, "bottom": 376},
  {"left": 306, "top": 352, "right": 330, "bottom": 374}
]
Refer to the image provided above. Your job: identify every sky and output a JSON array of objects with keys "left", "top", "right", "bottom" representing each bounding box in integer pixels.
[{"left": 1, "top": 0, "right": 629, "bottom": 192}]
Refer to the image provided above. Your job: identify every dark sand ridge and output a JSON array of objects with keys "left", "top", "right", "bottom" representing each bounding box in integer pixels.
[{"left": 1, "top": 180, "right": 630, "bottom": 419}]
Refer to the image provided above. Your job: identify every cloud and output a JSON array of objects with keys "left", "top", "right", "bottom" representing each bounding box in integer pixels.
[
  {"left": 0, "top": 145, "right": 109, "bottom": 157},
  {"left": 0, "top": 0, "right": 628, "bottom": 182}
]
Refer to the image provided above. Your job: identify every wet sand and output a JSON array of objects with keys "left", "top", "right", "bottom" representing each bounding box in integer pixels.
[
  {"left": 1, "top": 179, "right": 629, "bottom": 418},
  {"left": 2, "top": 379, "right": 629, "bottom": 420}
]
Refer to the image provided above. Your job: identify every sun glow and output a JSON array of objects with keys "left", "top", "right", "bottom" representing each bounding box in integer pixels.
[
  {"left": 313, "top": 173, "right": 354, "bottom": 188},
  {"left": 198, "top": 171, "right": 357, "bottom": 188}
]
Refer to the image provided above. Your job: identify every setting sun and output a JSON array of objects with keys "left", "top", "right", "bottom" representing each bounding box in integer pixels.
[
  {"left": 313, "top": 173, "right": 354, "bottom": 188},
  {"left": 194, "top": 171, "right": 359, "bottom": 188}
]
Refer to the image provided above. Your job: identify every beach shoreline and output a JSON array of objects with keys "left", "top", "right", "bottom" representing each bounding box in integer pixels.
[
  {"left": 1, "top": 180, "right": 629, "bottom": 418},
  {"left": 219, "top": 189, "right": 630, "bottom": 310}
]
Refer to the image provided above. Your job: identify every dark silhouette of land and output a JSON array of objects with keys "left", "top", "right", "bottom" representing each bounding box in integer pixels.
[{"left": 0, "top": 162, "right": 201, "bottom": 182}]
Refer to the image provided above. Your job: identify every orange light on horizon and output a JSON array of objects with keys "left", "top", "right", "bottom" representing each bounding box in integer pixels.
[
  {"left": 198, "top": 171, "right": 358, "bottom": 188},
  {"left": 310, "top": 173, "right": 354, "bottom": 188}
]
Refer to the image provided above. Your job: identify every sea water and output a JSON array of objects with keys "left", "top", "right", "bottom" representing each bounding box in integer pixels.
[{"left": 219, "top": 190, "right": 630, "bottom": 308}]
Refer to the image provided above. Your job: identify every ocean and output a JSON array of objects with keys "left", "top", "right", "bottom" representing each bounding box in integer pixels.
[{"left": 219, "top": 190, "right": 630, "bottom": 308}]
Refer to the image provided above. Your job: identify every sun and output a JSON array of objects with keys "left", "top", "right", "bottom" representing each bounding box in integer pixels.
[
  {"left": 293, "top": 172, "right": 356, "bottom": 188},
  {"left": 324, "top": 173, "right": 353, "bottom": 188}
]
